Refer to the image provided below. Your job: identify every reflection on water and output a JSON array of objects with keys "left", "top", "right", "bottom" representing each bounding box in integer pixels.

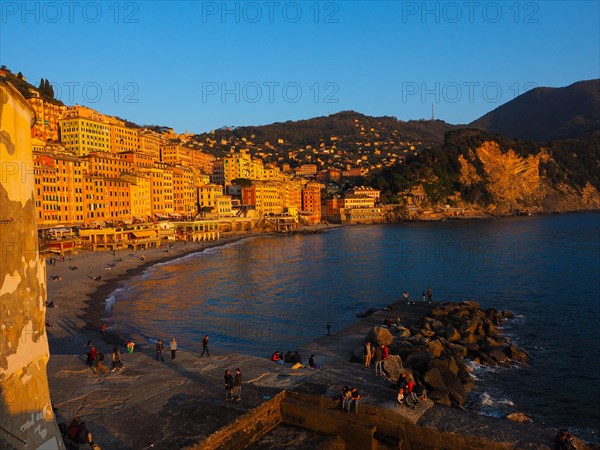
[{"left": 109, "top": 213, "right": 600, "bottom": 440}]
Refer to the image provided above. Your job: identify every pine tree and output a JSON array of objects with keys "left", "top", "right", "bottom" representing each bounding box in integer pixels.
[
  {"left": 44, "top": 79, "right": 50, "bottom": 96},
  {"left": 49, "top": 83, "right": 55, "bottom": 98},
  {"left": 39, "top": 78, "right": 44, "bottom": 92}
]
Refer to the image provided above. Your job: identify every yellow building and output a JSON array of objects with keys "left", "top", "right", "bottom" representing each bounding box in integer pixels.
[
  {"left": 198, "top": 183, "right": 225, "bottom": 211},
  {"left": 212, "top": 149, "right": 264, "bottom": 187},
  {"left": 242, "top": 181, "right": 283, "bottom": 216},
  {"left": 83, "top": 151, "right": 132, "bottom": 179},
  {"left": 59, "top": 106, "right": 111, "bottom": 156}
]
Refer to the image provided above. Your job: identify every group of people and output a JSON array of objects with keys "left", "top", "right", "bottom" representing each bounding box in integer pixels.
[
  {"left": 271, "top": 350, "right": 320, "bottom": 369},
  {"left": 224, "top": 368, "right": 242, "bottom": 401},
  {"left": 155, "top": 338, "right": 178, "bottom": 361},
  {"left": 341, "top": 386, "right": 361, "bottom": 413},
  {"left": 84, "top": 340, "right": 125, "bottom": 374},
  {"left": 403, "top": 288, "right": 433, "bottom": 305},
  {"left": 396, "top": 372, "right": 426, "bottom": 409},
  {"left": 363, "top": 341, "right": 389, "bottom": 375}
]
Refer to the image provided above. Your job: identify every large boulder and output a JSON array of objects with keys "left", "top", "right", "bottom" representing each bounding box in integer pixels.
[
  {"left": 428, "top": 339, "right": 444, "bottom": 358},
  {"left": 459, "top": 320, "right": 480, "bottom": 336},
  {"left": 382, "top": 355, "right": 403, "bottom": 381},
  {"left": 406, "top": 352, "right": 433, "bottom": 374},
  {"left": 461, "top": 301, "right": 480, "bottom": 309},
  {"left": 443, "top": 326, "right": 462, "bottom": 342},
  {"left": 440, "top": 367, "right": 468, "bottom": 405},
  {"left": 428, "top": 389, "right": 451, "bottom": 406},
  {"left": 501, "top": 309, "right": 514, "bottom": 319},
  {"left": 489, "top": 348, "right": 509, "bottom": 364},
  {"left": 423, "top": 367, "right": 446, "bottom": 392},
  {"left": 446, "top": 342, "right": 468, "bottom": 358},
  {"left": 395, "top": 326, "right": 411, "bottom": 337},
  {"left": 368, "top": 326, "right": 394, "bottom": 346},
  {"left": 507, "top": 345, "right": 528, "bottom": 362}
]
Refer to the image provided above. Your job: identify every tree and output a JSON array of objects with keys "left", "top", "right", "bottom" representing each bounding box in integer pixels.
[{"left": 231, "top": 178, "right": 252, "bottom": 188}]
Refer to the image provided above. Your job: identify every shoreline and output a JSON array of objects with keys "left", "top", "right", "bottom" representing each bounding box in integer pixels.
[{"left": 45, "top": 232, "right": 269, "bottom": 355}]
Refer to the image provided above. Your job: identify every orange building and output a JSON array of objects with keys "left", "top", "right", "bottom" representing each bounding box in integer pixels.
[
  {"left": 27, "top": 92, "right": 66, "bottom": 142},
  {"left": 172, "top": 165, "right": 196, "bottom": 218},
  {"left": 301, "top": 182, "right": 322, "bottom": 225},
  {"left": 122, "top": 172, "right": 152, "bottom": 220},
  {"left": 160, "top": 142, "right": 192, "bottom": 166},
  {"left": 110, "top": 123, "right": 139, "bottom": 154},
  {"left": 118, "top": 150, "right": 156, "bottom": 168},
  {"left": 137, "top": 129, "right": 163, "bottom": 159},
  {"left": 83, "top": 151, "right": 132, "bottom": 179},
  {"left": 191, "top": 149, "right": 216, "bottom": 175},
  {"left": 104, "top": 178, "right": 131, "bottom": 221}
]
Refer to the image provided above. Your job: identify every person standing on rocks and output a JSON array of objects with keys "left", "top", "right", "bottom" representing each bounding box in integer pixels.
[
  {"left": 349, "top": 387, "right": 361, "bottom": 414},
  {"left": 364, "top": 341, "right": 372, "bottom": 370},
  {"left": 200, "top": 335, "right": 210, "bottom": 357},
  {"left": 374, "top": 345, "right": 384, "bottom": 376},
  {"left": 234, "top": 368, "right": 242, "bottom": 401},
  {"left": 427, "top": 287, "right": 432, "bottom": 304},
  {"left": 156, "top": 338, "right": 165, "bottom": 361},
  {"left": 224, "top": 369, "right": 234, "bottom": 401},
  {"left": 170, "top": 338, "right": 177, "bottom": 360}
]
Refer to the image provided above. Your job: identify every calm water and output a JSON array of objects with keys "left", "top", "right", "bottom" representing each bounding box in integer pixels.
[{"left": 108, "top": 212, "right": 600, "bottom": 441}]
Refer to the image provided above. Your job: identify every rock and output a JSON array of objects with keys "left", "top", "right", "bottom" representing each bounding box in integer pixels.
[
  {"left": 406, "top": 352, "right": 433, "bottom": 374},
  {"left": 459, "top": 334, "right": 479, "bottom": 345},
  {"left": 461, "top": 301, "right": 480, "bottom": 309},
  {"left": 422, "top": 329, "right": 436, "bottom": 338},
  {"left": 485, "top": 308, "right": 502, "bottom": 325},
  {"left": 483, "top": 319, "right": 500, "bottom": 336},
  {"left": 488, "top": 348, "right": 509, "bottom": 363},
  {"left": 423, "top": 368, "right": 447, "bottom": 392},
  {"left": 501, "top": 309, "right": 514, "bottom": 319},
  {"left": 428, "top": 389, "right": 451, "bottom": 406},
  {"left": 464, "top": 342, "right": 480, "bottom": 353},
  {"left": 478, "top": 352, "right": 496, "bottom": 365},
  {"left": 431, "top": 308, "right": 449, "bottom": 317},
  {"left": 395, "top": 326, "right": 411, "bottom": 337},
  {"left": 482, "top": 336, "right": 502, "bottom": 349},
  {"left": 505, "top": 412, "right": 533, "bottom": 423},
  {"left": 382, "top": 355, "right": 403, "bottom": 381},
  {"left": 446, "top": 342, "right": 468, "bottom": 358},
  {"left": 368, "top": 326, "right": 394, "bottom": 346},
  {"left": 440, "top": 367, "right": 468, "bottom": 405},
  {"left": 428, "top": 339, "right": 444, "bottom": 358},
  {"left": 443, "top": 326, "right": 462, "bottom": 342},
  {"left": 508, "top": 345, "right": 528, "bottom": 362},
  {"left": 459, "top": 320, "right": 479, "bottom": 336}
]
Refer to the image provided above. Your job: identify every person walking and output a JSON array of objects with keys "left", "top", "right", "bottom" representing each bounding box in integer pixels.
[
  {"left": 155, "top": 339, "right": 165, "bottom": 361},
  {"left": 200, "top": 335, "right": 210, "bottom": 357},
  {"left": 111, "top": 346, "right": 123, "bottom": 371},
  {"left": 224, "top": 369, "right": 234, "bottom": 401},
  {"left": 84, "top": 340, "right": 93, "bottom": 367},
  {"left": 88, "top": 345, "right": 97, "bottom": 368},
  {"left": 374, "top": 345, "right": 384, "bottom": 376},
  {"left": 170, "top": 338, "right": 177, "bottom": 360},
  {"left": 364, "top": 341, "right": 372, "bottom": 370},
  {"left": 234, "top": 368, "right": 242, "bottom": 401}
]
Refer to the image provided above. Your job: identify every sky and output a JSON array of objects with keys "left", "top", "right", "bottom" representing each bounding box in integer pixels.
[{"left": 1, "top": 1, "right": 598, "bottom": 133}]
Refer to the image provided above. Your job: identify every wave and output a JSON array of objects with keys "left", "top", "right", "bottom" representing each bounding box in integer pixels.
[{"left": 105, "top": 287, "right": 127, "bottom": 312}]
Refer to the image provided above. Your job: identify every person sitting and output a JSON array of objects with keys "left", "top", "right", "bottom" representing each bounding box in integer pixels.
[
  {"left": 271, "top": 351, "right": 280, "bottom": 362},
  {"left": 284, "top": 351, "right": 293, "bottom": 363},
  {"left": 67, "top": 417, "right": 93, "bottom": 445},
  {"left": 308, "top": 354, "right": 320, "bottom": 369}
]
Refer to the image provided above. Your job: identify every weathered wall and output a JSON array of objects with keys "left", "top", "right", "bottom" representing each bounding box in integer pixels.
[
  {"left": 189, "top": 392, "right": 285, "bottom": 450},
  {"left": 0, "top": 81, "right": 65, "bottom": 449}
]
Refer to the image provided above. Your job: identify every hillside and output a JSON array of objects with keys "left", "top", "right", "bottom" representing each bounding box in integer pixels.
[
  {"left": 470, "top": 79, "right": 600, "bottom": 142},
  {"left": 361, "top": 129, "right": 600, "bottom": 215},
  {"left": 0, "top": 66, "right": 64, "bottom": 106}
]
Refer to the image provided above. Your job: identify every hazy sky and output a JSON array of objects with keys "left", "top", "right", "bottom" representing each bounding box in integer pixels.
[{"left": 1, "top": 1, "right": 598, "bottom": 133}]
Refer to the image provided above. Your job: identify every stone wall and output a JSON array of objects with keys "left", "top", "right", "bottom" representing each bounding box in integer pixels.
[
  {"left": 189, "top": 392, "right": 285, "bottom": 450},
  {"left": 0, "top": 80, "right": 65, "bottom": 449}
]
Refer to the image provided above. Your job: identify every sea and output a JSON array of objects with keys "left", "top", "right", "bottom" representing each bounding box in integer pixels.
[{"left": 106, "top": 212, "right": 600, "bottom": 442}]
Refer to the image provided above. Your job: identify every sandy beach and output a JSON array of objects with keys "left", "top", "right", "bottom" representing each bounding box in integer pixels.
[{"left": 44, "top": 233, "right": 261, "bottom": 355}]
